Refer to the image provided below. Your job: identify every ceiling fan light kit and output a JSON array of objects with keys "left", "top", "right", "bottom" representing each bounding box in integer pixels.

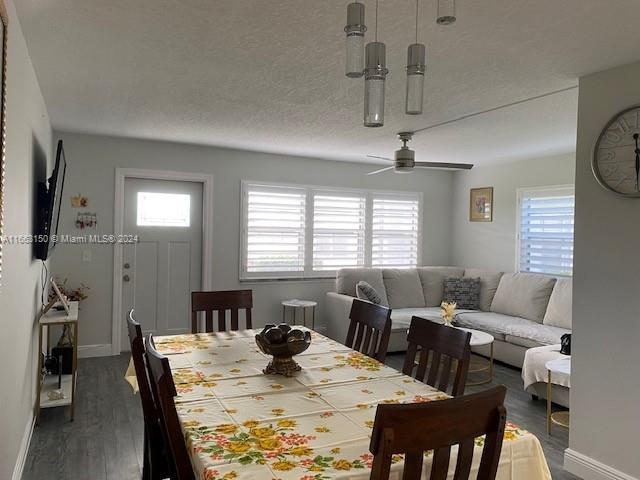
[{"left": 345, "top": 2, "right": 366, "bottom": 78}]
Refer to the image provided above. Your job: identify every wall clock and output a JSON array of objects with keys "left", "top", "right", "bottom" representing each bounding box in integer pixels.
[{"left": 593, "top": 105, "right": 640, "bottom": 197}]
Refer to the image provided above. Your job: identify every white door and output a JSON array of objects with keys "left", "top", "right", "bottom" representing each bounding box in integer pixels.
[{"left": 121, "top": 178, "right": 203, "bottom": 346}]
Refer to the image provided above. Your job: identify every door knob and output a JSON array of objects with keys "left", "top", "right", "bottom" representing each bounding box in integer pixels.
[
  {"left": 123, "top": 274, "right": 131, "bottom": 282},
  {"left": 123, "top": 263, "right": 130, "bottom": 269}
]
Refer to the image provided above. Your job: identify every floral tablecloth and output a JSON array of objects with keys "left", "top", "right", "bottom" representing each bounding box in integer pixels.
[{"left": 129, "top": 329, "right": 551, "bottom": 480}]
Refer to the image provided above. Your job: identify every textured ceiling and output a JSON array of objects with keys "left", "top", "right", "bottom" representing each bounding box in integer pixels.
[{"left": 14, "top": 0, "right": 640, "bottom": 165}]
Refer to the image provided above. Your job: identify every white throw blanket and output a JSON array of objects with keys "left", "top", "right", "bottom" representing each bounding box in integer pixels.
[{"left": 522, "top": 344, "right": 570, "bottom": 391}]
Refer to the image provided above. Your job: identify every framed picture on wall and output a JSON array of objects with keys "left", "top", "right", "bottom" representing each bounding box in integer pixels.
[
  {"left": 0, "top": 1, "right": 7, "bottom": 286},
  {"left": 470, "top": 187, "right": 493, "bottom": 222}
]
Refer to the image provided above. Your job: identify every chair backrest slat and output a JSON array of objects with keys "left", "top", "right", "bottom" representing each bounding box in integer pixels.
[
  {"left": 191, "top": 290, "right": 253, "bottom": 333},
  {"left": 145, "top": 335, "right": 195, "bottom": 480},
  {"left": 345, "top": 300, "right": 392, "bottom": 362},
  {"left": 369, "top": 386, "right": 507, "bottom": 480},
  {"left": 402, "top": 318, "right": 471, "bottom": 396}
]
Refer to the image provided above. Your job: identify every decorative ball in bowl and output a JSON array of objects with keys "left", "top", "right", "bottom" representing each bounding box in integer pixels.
[{"left": 255, "top": 323, "right": 311, "bottom": 376}]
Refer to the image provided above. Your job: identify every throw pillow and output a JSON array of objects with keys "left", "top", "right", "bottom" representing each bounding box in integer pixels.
[
  {"left": 442, "top": 277, "right": 481, "bottom": 310},
  {"left": 356, "top": 281, "right": 383, "bottom": 305}
]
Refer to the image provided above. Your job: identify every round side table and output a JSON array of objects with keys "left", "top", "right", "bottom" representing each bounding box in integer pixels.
[
  {"left": 546, "top": 357, "right": 571, "bottom": 435},
  {"left": 281, "top": 299, "right": 317, "bottom": 329},
  {"left": 456, "top": 327, "right": 495, "bottom": 386}
]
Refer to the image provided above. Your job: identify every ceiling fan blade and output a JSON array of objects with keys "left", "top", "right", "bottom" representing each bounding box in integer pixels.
[
  {"left": 414, "top": 161, "right": 474, "bottom": 170},
  {"left": 367, "top": 166, "right": 395, "bottom": 176},
  {"left": 366, "top": 155, "right": 394, "bottom": 162}
]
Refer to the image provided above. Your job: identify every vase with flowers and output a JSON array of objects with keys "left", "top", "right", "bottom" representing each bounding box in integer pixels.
[{"left": 440, "top": 301, "right": 457, "bottom": 327}]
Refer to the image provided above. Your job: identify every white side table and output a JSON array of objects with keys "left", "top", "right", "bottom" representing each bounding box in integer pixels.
[
  {"left": 282, "top": 299, "right": 317, "bottom": 329},
  {"left": 546, "top": 357, "right": 571, "bottom": 434},
  {"left": 457, "top": 327, "right": 495, "bottom": 386}
]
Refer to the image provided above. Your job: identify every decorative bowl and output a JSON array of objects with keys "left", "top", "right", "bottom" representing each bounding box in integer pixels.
[{"left": 255, "top": 323, "right": 311, "bottom": 376}]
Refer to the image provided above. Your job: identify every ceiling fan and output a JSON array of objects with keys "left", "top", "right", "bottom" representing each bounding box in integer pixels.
[{"left": 366, "top": 132, "right": 474, "bottom": 175}]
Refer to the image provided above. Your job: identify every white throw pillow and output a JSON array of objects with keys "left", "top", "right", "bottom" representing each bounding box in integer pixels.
[{"left": 543, "top": 278, "right": 572, "bottom": 330}]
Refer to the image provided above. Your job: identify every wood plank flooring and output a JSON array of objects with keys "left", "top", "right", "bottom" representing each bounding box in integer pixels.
[{"left": 23, "top": 353, "right": 579, "bottom": 479}]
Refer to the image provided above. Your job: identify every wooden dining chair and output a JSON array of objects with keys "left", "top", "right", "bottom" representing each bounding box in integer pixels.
[
  {"left": 145, "top": 335, "right": 195, "bottom": 480},
  {"left": 402, "top": 317, "right": 471, "bottom": 396},
  {"left": 369, "top": 385, "right": 507, "bottom": 480},
  {"left": 191, "top": 289, "right": 253, "bottom": 333},
  {"left": 345, "top": 299, "right": 392, "bottom": 362},
  {"left": 126, "top": 310, "right": 170, "bottom": 480}
]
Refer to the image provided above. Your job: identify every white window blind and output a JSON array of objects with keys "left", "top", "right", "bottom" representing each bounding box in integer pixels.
[
  {"left": 243, "top": 184, "right": 306, "bottom": 276},
  {"left": 371, "top": 195, "right": 421, "bottom": 268},
  {"left": 312, "top": 192, "right": 366, "bottom": 271},
  {"left": 518, "top": 187, "right": 575, "bottom": 276}
]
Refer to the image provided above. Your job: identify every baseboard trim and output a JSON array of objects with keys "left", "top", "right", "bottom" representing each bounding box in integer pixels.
[
  {"left": 565, "top": 448, "right": 638, "bottom": 480},
  {"left": 78, "top": 343, "right": 113, "bottom": 358},
  {"left": 11, "top": 412, "right": 35, "bottom": 480}
]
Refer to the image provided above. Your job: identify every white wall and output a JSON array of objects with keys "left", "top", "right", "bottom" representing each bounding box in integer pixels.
[
  {"left": 565, "top": 61, "right": 640, "bottom": 480},
  {"left": 450, "top": 153, "right": 575, "bottom": 272},
  {"left": 0, "top": 1, "right": 52, "bottom": 478},
  {"left": 50, "top": 132, "right": 455, "bottom": 350}
]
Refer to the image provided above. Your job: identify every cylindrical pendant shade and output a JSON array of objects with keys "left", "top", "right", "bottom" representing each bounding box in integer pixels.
[
  {"left": 364, "top": 42, "right": 388, "bottom": 127},
  {"left": 345, "top": 2, "right": 366, "bottom": 78},
  {"left": 405, "top": 43, "right": 426, "bottom": 115},
  {"left": 437, "top": 0, "right": 456, "bottom": 25},
  {"left": 346, "top": 35, "right": 364, "bottom": 78}
]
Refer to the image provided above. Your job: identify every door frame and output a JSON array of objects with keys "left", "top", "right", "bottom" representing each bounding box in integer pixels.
[{"left": 112, "top": 168, "right": 214, "bottom": 354}]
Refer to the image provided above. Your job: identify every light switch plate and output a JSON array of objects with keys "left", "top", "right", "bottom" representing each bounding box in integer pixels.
[{"left": 82, "top": 249, "right": 92, "bottom": 262}]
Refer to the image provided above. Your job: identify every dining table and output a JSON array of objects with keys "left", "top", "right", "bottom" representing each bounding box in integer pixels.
[{"left": 126, "top": 327, "right": 552, "bottom": 480}]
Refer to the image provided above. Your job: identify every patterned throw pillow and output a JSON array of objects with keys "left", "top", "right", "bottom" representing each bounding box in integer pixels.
[
  {"left": 443, "top": 277, "right": 481, "bottom": 310},
  {"left": 356, "top": 281, "right": 383, "bottom": 305}
]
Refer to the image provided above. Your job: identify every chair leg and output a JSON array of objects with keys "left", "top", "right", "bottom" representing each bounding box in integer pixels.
[{"left": 142, "top": 426, "right": 151, "bottom": 480}]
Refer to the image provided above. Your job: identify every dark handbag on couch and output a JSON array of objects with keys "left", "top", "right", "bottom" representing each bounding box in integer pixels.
[{"left": 560, "top": 333, "right": 571, "bottom": 355}]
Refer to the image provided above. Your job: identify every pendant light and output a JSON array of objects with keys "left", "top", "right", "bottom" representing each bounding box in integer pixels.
[
  {"left": 437, "top": 0, "right": 456, "bottom": 25},
  {"left": 405, "top": 0, "right": 426, "bottom": 115},
  {"left": 364, "top": 0, "right": 388, "bottom": 127},
  {"left": 345, "top": 2, "right": 366, "bottom": 78}
]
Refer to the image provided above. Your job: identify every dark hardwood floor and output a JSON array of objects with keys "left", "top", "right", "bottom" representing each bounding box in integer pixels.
[{"left": 23, "top": 353, "right": 579, "bottom": 480}]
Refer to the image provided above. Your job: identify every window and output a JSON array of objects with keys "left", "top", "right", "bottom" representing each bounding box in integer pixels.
[
  {"left": 244, "top": 184, "right": 306, "bottom": 275},
  {"left": 372, "top": 195, "right": 420, "bottom": 268},
  {"left": 517, "top": 186, "right": 575, "bottom": 276},
  {"left": 312, "top": 192, "right": 366, "bottom": 271},
  {"left": 241, "top": 181, "right": 422, "bottom": 279},
  {"left": 137, "top": 192, "right": 191, "bottom": 227}
]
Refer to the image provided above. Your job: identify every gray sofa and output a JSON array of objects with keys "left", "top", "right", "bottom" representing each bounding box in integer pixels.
[{"left": 325, "top": 267, "right": 572, "bottom": 369}]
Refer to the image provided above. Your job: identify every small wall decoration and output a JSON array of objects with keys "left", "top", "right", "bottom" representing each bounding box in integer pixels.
[
  {"left": 71, "top": 194, "right": 88, "bottom": 208},
  {"left": 470, "top": 187, "right": 493, "bottom": 222},
  {"left": 75, "top": 212, "right": 97, "bottom": 229}
]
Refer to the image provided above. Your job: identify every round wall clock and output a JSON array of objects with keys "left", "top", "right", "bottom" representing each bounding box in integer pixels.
[{"left": 593, "top": 105, "right": 640, "bottom": 197}]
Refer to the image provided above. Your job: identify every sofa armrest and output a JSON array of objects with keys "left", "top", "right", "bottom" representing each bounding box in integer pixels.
[{"left": 325, "top": 292, "right": 356, "bottom": 344}]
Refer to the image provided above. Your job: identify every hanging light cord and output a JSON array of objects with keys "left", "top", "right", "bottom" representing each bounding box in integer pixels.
[
  {"left": 375, "top": 0, "right": 379, "bottom": 41},
  {"left": 415, "top": 0, "right": 419, "bottom": 43}
]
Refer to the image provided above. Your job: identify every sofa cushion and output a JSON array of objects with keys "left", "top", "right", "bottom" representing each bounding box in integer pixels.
[
  {"left": 543, "top": 278, "right": 572, "bottom": 330},
  {"left": 443, "top": 277, "right": 481, "bottom": 309},
  {"left": 382, "top": 269, "right": 426, "bottom": 309},
  {"left": 389, "top": 307, "right": 444, "bottom": 330},
  {"left": 417, "top": 267, "right": 465, "bottom": 307},
  {"left": 454, "top": 311, "right": 536, "bottom": 342},
  {"left": 356, "top": 281, "right": 383, "bottom": 305},
  {"left": 490, "top": 273, "right": 556, "bottom": 323},
  {"left": 505, "top": 323, "right": 570, "bottom": 349},
  {"left": 336, "top": 268, "right": 388, "bottom": 307},
  {"left": 464, "top": 269, "right": 504, "bottom": 311}
]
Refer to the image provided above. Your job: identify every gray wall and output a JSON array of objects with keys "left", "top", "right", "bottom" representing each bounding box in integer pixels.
[
  {"left": 0, "top": 1, "right": 52, "bottom": 477},
  {"left": 51, "top": 132, "right": 455, "bottom": 350},
  {"left": 567, "top": 61, "right": 640, "bottom": 479},
  {"left": 450, "top": 153, "right": 576, "bottom": 272}
]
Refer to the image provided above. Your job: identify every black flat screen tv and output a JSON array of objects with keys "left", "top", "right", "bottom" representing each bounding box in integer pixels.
[{"left": 35, "top": 140, "right": 67, "bottom": 260}]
